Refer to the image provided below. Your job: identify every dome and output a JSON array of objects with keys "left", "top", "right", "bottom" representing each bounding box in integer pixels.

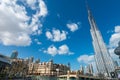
[
  {"left": 114, "top": 41, "right": 120, "bottom": 56},
  {"left": 118, "top": 41, "right": 120, "bottom": 47},
  {"left": 114, "top": 47, "right": 120, "bottom": 56}
]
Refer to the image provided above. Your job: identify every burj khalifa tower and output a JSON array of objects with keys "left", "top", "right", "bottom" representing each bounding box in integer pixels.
[{"left": 87, "top": 5, "right": 115, "bottom": 76}]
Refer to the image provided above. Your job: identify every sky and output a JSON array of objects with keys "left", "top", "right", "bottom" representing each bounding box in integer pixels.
[{"left": 0, "top": 0, "right": 120, "bottom": 70}]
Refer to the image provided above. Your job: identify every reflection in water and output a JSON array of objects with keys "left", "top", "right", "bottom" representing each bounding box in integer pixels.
[{"left": 32, "top": 76, "right": 78, "bottom": 80}]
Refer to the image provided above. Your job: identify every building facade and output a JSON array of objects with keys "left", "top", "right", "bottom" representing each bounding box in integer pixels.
[
  {"left": 8, "top": 58, "right": 29, "bottom": 77},
  {"left": 0, "top": 54, "right": 11, "bottom": 77},
  {"left": 87, "top": 6, "right": 115, "bottom": 76},
  {"left": 85, "top": 64, "right": 94, "bottom": 76},
  {"left": 28, "top": 59, "right": 70, "bottom": 76}
]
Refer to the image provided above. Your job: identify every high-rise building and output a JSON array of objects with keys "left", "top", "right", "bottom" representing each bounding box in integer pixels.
[
  {"left": 87, "top": 5, "right": 115, "bottom": 76},
  {"left": 68, "top": 62, "right": 70, "bottom": 69},
  {"left": 89, "top": 64, "right": 94, "bottom": 74},
  {"left": 85, "top": 66, "right": 88, "bottom": 74},
  {"left": 80, "top": 65, "right": 84, "bottom": 74},
  {"left": 10, "top": 50, "right": 18, "bottom": 59},
  {"left": 80, "top": 65, "right": 84, "bottom": 72},
  {"left": 85, "top": 64, "right": 93, "bottom": 76},
  {"left": 29, "top": 56, "right": 34, "bottom": 63},
  {"left": 35, "top": 59, "right": 40, "bottom": 63}
]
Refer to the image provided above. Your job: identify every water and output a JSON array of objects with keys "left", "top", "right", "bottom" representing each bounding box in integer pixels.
[
  {"left": 31, "top": 76, "right": 78, "bottom": 80},
  {"left": 32, "top": 76, "right": 58, "bottom": 80}
]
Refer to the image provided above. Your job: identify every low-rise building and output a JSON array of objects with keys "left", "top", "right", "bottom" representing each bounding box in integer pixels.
[
  {"left": 8, "top": 58, "right": 29, "bottom": 77},
  {"left": 28, "top": 59, "right": 70, "bottom": 76},
  {"left": 0, "top": 54, "right": 11, "bottom": 77}
]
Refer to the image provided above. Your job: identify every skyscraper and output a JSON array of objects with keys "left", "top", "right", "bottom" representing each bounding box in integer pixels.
[
  {"left": 85, "top": 64, "right": 93, "bottom": 75},
  {"left": 29, "top": 56, "right": 34, "bottom": 63},
  {"left": 10, "top": 50, "right": 18, "bottom": 59},
  {"left": 87, "top": 5, "right": 115, "bottom": 76},
  {"left": 80, "top": 65, "right": 84, "bottom": 74},
  {"left": 89, "top": 64, "right": 94, "bottom": 75}
]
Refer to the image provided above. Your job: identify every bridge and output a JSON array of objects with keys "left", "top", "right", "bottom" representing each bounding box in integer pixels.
[{"left": 58, "top": 74, "right": 101, "bottom": 80}]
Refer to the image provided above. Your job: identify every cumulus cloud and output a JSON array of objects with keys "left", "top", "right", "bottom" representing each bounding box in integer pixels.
[
  {"left": 46, "top": 31, "right": 53, "bottom": 39},
  {"left": 109, "top": 26, "right": 120, "bottom": 48},
  {"left": 0, "top": 0, "right": 48, "bottom": 46},
  {"left": 58, "top": 45, "right": 69, "bottom": 54},
  {"left": 108, "top": 26, "right": 120, "bottom": 60},
  {"left": 77, "top": 54, "right": 94, "bottom": 64},
  {"left": 46, "top": 29, "right": 67, "bottom": 42},
  {"left": 44, "top": 44, "right": 73, "bottom": 56},
  {"left": 67, "top": 23, "right": 79, "bottom": 32},
  {"left": 25, "top": 0, "right": 37, "bottom": 10},
  {"left": 44, "top": 45, "right": 58, "bottom": 56},
  {"left": 38, "top": 0, "right": 48, "bottom": 17}
]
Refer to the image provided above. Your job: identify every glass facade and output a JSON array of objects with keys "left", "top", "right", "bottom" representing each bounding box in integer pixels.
[
  {"left": 88, "top": 7, "right": 115, "bottom": 76},
  {"left": 10, "top": 50, "right": 18, "bottom": 59}
]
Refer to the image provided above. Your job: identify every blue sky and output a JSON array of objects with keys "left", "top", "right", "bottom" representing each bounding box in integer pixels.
[{"left": 0, "top": 0, "right": 120, "bottom": 70}]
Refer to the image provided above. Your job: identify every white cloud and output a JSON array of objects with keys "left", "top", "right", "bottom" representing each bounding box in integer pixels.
[
  {"left": 0, "top": 0, "right": 48, "bottom": 46},
  {"left": 58, "top": 45, "right": 69, "bottom": 54},
  {"left": 0, "top": 32, "right": 31, "bottom": 46},
  {"left": 67, "top": 23, "right": 79, "bottom": 32},
  {"left": 46, "top": 31, "right": 53, "bottom": 39},
  {"left": 77, "top": 54, "right": 94, "bottom": 64},
  {"left": 38, "top": 0, "right": 48, "bottom": 17},
  {"left": 46, "top": 29, "right": 67, "bottom": 42},
  {"left": 109, "top": 26, "right": 120, "bottom": 48},
  {"left": 108, "top": 26, "right": 120, "bottom": 60},
  {"left": 34, "top": 39, "right": 42, "bottom": 45},
  {"left": 25, "top": 0, "right": 48, "bottom": 16},
  {"left": 115, "top": 26, "right": 120, "bottom": 33},
  {"left": 26, "top": 0, "right": 37, "bottom": 10},
  {"left": 44, "top": 44, "right": 73, "bottom": 56},
  {"left": 45, "top": 45, "right": 58, "bottom": 56}
]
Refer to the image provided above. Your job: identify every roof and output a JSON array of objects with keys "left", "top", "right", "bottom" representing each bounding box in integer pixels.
[{"left": 0, "top": 53, "right": 11, "bottom": 64}]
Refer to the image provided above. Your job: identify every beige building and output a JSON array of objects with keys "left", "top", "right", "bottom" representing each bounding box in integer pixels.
[
  {"left": 28, "top": 59, "right": 70, "bottom": 76},
  {"left": 8, "top": 58, "right": 29, "bottom": 77}
]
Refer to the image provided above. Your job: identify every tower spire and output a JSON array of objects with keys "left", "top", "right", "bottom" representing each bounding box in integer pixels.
[{"left": 86, "top": 2, "right": 98, "bottom": 31}]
